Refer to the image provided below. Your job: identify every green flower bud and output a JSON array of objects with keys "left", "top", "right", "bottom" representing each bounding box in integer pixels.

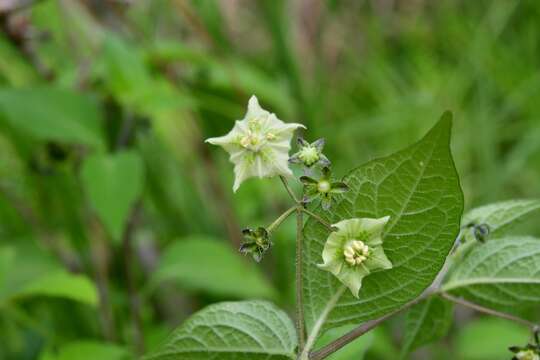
[
  {"left": 300, "top": 167, "right": 349, "bottom": 210},
  {"left": 290, "top": 138, "right": 330, "bottom": 168}
]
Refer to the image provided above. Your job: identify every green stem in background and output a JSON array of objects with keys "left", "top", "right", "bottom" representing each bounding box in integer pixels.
[
  {"left": 440, "top": 292, "right": 539, "bottom": 329},
  {"left": 301, "top": 208, "right": 335, "bottom": 232},
  {"left": 296, "top": 205, "right": 306, "bottom": 353},
  {"left": 122, "top": 202, "right": 145, "bottom": 355},
  {"left": 267, "top": 206, "right": 297, "bottom": 234}
]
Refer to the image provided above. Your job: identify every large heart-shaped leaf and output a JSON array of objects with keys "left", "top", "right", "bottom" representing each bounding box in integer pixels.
[
  {"left": 145, "top": 301, "right": 297, "bottom": 360},
  {"left": 81, "top": 151, "right": 144, "bottom": 243},
  {"left": 442, "top": 236, "right": 540, "bottom": 313},
  {"left": 302, "top": 113, "right": 463, "bottom": 347}
]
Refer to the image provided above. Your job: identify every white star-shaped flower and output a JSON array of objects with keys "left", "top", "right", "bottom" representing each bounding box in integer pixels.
[{"left": 206, "top": 95, "right": 305, "bottom": 192}]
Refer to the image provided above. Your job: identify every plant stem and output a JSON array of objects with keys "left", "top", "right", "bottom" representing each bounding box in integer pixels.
[
  {"left": 267, "top": 206, "right": 297, "bottom": 234},
  {"left": 280, "top": 175, "right": 300, "bottom": 203},
  {"left": 301, "top": 208, "right": 335, "bottom": 231},
  {"left": 122, "top": 202, "right": 145, "bottom": 355},
  {"left": 440, "top": 292, "right": 539, "bottom": 329},
  {"left": 296, "top": 205, "right": 306, "bottom": 353}
]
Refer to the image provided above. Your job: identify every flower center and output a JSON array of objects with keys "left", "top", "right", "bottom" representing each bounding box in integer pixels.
[
  {"left": 343, "top": 240, "right": 369, "bottom": 266},
  {"left": 298, "top": 145, "right": 319, "bottom": 166},
  {"left": 240, "top": 130, "right": 264, "bottom": 150},
  {"left": 317, "top": 180, "right": 331, "bottom": 193}
]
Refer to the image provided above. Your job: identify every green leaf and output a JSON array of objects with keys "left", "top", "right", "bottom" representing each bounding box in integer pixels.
[
  {"left": 40, "top": 341, "right": 130, "bottom": 360},
  {"left": 151, "top": 236, "right": 276, "bottom": 299},
  {"left": 81, "top": 151, "right": 144, "bottom": 242},
  {"left": 145, "top": 301, "right": 297, "bottom": 360},
  {"left": 442, "top": 236, "right": 540, "bottom": 313},
  {"left": 16, "top": 271, "right": 97, "bottom": 306},
  {"left": 302, "top": 112, "right": 463, "bottom": 346},
  {"left": 456, "top": 318, "right": 530, "bottom": 360},
  {"left": 462, "top": 199, "right": 540, "bottom": 238},
  {"left": 0, "top": 245, "right": 97, "bottom": 306},
  {"left": 0, "top": 87, "right": 104, "bottom": 148},
  {"left": 400, "top": 297, "right": 453, "bottom": 358}
]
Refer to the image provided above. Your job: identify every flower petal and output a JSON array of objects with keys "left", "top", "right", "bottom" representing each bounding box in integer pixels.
[
  {"left": 336, "top": 265, "right": 369, "bottom": 298},
  {"left": 364, "top": 246, "right": 393, "bottom": 271},
  {"left": 317, "top": 258, "right": 343, "bottom": 276},
  {"left": 246, "top": 95, "right": 269, "bottom": 120},
  {"left": 360, "top": 216, "right": 391, "bottom": 242},
  {"left": 320, "top": 232, "right": 345, "bottom": 265}
]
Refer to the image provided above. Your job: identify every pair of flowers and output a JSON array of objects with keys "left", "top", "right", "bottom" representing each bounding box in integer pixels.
[{"left": 205, "top": 96, "right": 393, "bottom": 298}]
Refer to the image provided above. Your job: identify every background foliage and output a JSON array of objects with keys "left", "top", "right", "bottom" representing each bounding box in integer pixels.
[{"left": 1, "top": 0, "right": 539, "bottom": 359}]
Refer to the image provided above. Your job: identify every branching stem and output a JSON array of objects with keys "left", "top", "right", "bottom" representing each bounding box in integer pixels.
[
  {"left": 280, "top": 175, "right": 300, "bottom": 203},
  {"left": 267, "top": 206, "right": 297, "bottom": 234},
  {"left": 440, "top": 292, "right": 539, "bottom": 329},
  {"left": 300, "top": 208, "right": 336, "bottom": 232}
]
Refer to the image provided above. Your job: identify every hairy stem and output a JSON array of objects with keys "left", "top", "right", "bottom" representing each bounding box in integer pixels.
[
  {"left": 280, "top": 175, "right": 300, "bottom": 203},
  {"left": 440, "top": 292, "right": 539, "bottom": 329},
  {"left": 301, "top": 208, "right": 335, "bottom": 231},
  {"left": 296, "top": 205, "right": 306, "bottom": 352},
  {"left": 267, "top": 206, "right": 297, "bottom": 234}
]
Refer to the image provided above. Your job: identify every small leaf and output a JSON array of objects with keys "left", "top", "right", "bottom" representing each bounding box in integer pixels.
[
  {"left": 442, "top": 236, "right": 540, "bottom": 313},
  {"left": 302, "top": 112, "right": 464, "bottom": 345},
  {"left": 151, "top": 236, "right": 275, "bottom": 299},
  {"left": 81, "top": 151, "right": 144, "bottom": 243},
  {"left": 145, "top": 301, "right": 297, "bottom": 360},
  {"left": 0, "top": 87, "right": 105, "bottom": 149},
  {"left": 40, "top": 341, "right": 130, "bottom": 360},
  {"left": 462, "top": 199, "right": 540, "bottom": 239},
  {"left": 0, "top": 245, "right": 97, "bottom": 306},
  {"left": 16, "top": 271, "right": 98, "bottom": 306},
  {"left": 400, "top": 297, "right": 453, "bottom": 358}
]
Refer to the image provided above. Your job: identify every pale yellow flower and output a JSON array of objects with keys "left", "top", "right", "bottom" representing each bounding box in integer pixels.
[{"left": 318, "top": 217, "right": 393, "bottom": 298}]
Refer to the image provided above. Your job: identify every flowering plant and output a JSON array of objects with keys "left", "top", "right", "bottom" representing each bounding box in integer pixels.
[{"left": 148, "top": 97, "right": 540, "bottom": 360}]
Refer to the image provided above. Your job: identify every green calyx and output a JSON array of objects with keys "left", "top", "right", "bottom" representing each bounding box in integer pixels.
[
  {"left": 239, "top": 227, "right": 272, "bottom": 262},
  {"left": 300, "top": 167, "right": 349, "bottom": 210},
  {"left": 289, "top": 137, "right": 330, "bottom": 168}
]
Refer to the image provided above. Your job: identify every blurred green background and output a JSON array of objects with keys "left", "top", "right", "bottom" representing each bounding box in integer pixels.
[{"left": 0, "top": 0, "right": 539, "bottom": 359}]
